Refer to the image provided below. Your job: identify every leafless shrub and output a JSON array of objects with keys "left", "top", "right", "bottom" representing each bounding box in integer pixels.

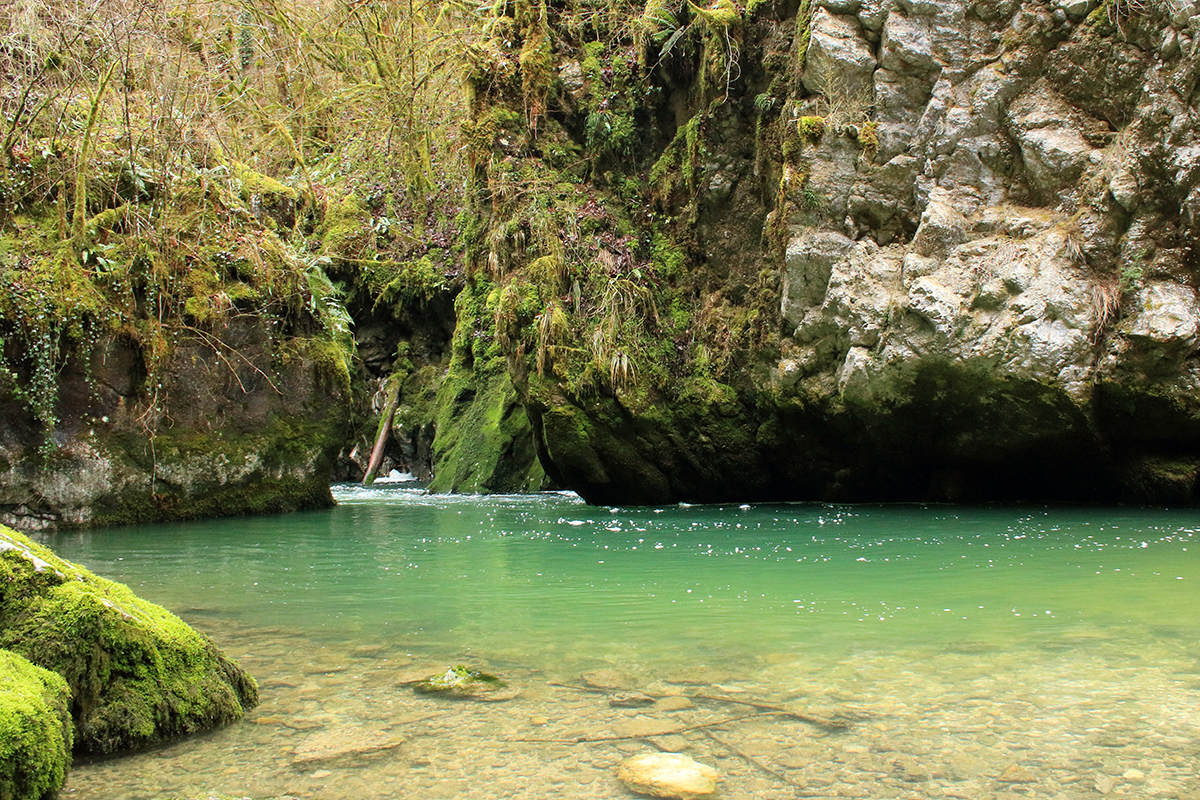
[{"left": 1090, "top": 279, "right": 1121, "bottom": 340}]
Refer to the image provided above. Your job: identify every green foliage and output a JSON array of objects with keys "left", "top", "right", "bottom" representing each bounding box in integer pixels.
[
  {"left": 754, "top": 92, "right": 778, "bottom": 113},
  {"left": 0, "top": 649, "right": 72, "bottom": 800}
]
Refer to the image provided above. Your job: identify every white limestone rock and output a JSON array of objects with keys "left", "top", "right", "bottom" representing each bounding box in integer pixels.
[
  {"left": 783, "top": 229, "right": 857, "bottom": 322},
  {"left": 802, "top": 8, "right": 877, "bottom": 101},
  {"left": 1005, "top": 80, "right": 1101, "bottom": 201},
  {"left": 881, "top": 11, "right": 936, "bottom": 76},
  {"left": 1127, "top": 282, "right": 1200, "bottom": 348}
]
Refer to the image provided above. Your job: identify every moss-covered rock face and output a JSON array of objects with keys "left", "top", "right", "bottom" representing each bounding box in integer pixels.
[
  {"left": 0, "top": 318, "right": 349, "bottom": 531},
  {"left": 460, "top": 0, "right": 1200, "bottom": 506},
  {"left": 0, "top": 526, "right": 258, "bottom": 755},
  {"left": 0, "top": 649, "right": 72, "bottom": 800}
]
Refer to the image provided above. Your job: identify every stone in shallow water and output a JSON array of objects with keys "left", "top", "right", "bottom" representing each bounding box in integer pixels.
[
  {"left": 292, "top": 725, "right": 405, "bottom": 765},
  {"left": 654, "top": 696, "right": 695, "bottom": 712},
  {"left": 413, "top": 665, "right": 521, "bottom": 701},
  {"left": 580, "top": 668, "right": 638, "bottom": 690},
  {"left": 616, "top": 752, "right": 720, "bottom": 799},
  {"left": 610, "top": 691, "right": 656, "bottom": 708},
  {"left": 613, "top": 717, "right": 682, "bottom": 738},
  {"left": 998, "top": 763, "right": 1036, "bottom": 783}
]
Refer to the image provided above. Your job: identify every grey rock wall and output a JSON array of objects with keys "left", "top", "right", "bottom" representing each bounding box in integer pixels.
[{"left": 773, "top": 0, "right": 1200, "bottom": 502}]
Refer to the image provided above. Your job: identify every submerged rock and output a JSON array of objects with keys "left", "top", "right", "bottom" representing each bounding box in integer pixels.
[
  {"left": 616, "top": 753, "right": 721, "bottom": 799},
  {"left": 580, "top": 667, "right": 638, "bottom": 690},
  {"left": 0, "top": 649, "right": 72, "bottom": 800},
  {"left": 609, "top": 691, "right": 656, "bottom": 708},
  {"left": 292, "top": 725, "right": 405, "bottom": 765},
  {"left": 413, "top": 665, "right": 520, "bottom": 701},
  {"left": 0, "top": 526, "right": 258, "bottom": 755}
]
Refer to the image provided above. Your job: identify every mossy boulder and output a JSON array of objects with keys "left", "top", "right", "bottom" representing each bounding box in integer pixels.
[
  {"left": 0, "top": 649, "right": 72, "bottom": 800},
  {"left": 414, "top": 665, "right": 519, "bottom": 701},
  {"left": 0, "top": 526, "right": 258, "bottom": 755}
]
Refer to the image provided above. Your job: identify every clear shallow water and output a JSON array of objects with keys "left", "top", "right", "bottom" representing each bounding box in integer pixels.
[{"left": 45, "top": 488, "right": 1200, "bottom": 799}]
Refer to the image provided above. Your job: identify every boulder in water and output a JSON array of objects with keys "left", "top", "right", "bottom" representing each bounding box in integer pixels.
[
  {"left": 292, "top": 725, "right": 406, "bottom": 765},
  {"left": 616, "top": 752, "right": 721, "bottom": 799},
  {"left": 0, "top": 526, "right": 258, "bottom": 755},
  {"left": 413, "top": 665, "right": 520, "bottom": 701}
]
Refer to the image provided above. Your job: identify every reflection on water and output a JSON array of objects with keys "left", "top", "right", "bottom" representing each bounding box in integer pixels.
[{"left": 48, "top": 488, "right": 1200, "bottom": 799}]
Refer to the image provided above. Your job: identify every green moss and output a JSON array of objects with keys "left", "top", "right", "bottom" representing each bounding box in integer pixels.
[
  {"left": 0, "top": 526, "right": 258, "bottom": 755},
  {"left": 374, "top": 255, "right": 447, "bottom": 305},
  {"left": 857, "top": 120, "right": 878, "bottom": 155},
  {"left": 320, "top": 193, "right": 372, "bottom": 261},
  {"left": 461, "top": 107, "right": 525, "bottom": 163},
  {"left": 797, "top": 115, "right": 825, "bottom": 143},
  {"left": 518, "top": 3, "right": 555, "bottom": 127},
  {"left": 230, "top": 160, "right": 298, "bottom": 203},
  {"left": 0, "top": 649, "right": 72, "bottom": 800},
  {"left": 428, "top": 359, "right": 547, "bottom": 494},
  {"left": 649, "top": 113, "right": 704, "bottom": 206},
  {"left": 796, "top": 0, "right": 815, "bottom": 68},
  {"left": 689, "top": 0, "right": 741, "bottom": 30},
  {"left": 651, "top": 232, "right": 686, "bottom": 279}
]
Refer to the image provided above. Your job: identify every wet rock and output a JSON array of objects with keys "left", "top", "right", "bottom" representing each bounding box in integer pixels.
[
  {"left": 616, "top": 752, "right": 720, "bottom": 799},
  {"left": 662, "top": 665, "right": 737, "bottom": 686},
  {"left": 610, "top": 691, "right": 656, "bottom": 708},
  {"left": 414, "top": 665, "right": 520, "bottom": 701},
  {"left": 580, "top": 668, "right": 638, "bottom": 690},
  {"left": 654, "top": 696, "right": 696, "bottom": 712},
  {"left": 613, "top": 718, "right": 683, "bottom": 739},
  {"left": 396, "top": 665, "right": 441, "bottom": 685},
  {"left": 998, "top": 763, "right": 1036, "bottom": 783}
]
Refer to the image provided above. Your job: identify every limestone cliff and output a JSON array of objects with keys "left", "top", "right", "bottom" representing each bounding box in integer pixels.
[{"left": 463, "top": 0, "right": 1200, "bottom": 504}]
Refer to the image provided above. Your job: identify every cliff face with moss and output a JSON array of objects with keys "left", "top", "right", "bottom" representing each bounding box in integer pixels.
[
  {"left": 4, "top": 0, "right": 1200, "bottom": 520},
  {"left": 0, "top": 158, "right": 352, "bottom": 529},
  {"left": 457, "top": 0, "right": 1200, "bottom": 505}
]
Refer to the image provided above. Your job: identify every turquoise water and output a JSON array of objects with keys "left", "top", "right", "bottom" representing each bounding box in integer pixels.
[{"left": 46, "top": 488, "right": 1200, "bottom": 799}]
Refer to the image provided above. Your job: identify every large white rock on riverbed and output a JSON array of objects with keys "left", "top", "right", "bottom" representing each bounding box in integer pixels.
[{"left": 616, "top": 753, "right": 720, "bottom": 799}]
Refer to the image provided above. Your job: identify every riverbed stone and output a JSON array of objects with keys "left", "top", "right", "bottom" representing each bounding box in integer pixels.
[
  {"left": 414, "top": 665, "right": 520, "bottom": 700},
  {"left": 292, "top": 725, "right": 406, "bottom": 765},
  {"left": 580, "top": 667, "right": 638, "bottom": 690},
  {"left": 616, "top": 752, "right": 721, "bottom": 799},
  {"left": 613, "top": 717, "right": 682, "bottom": 738}
]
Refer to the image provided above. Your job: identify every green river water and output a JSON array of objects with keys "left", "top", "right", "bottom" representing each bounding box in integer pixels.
[{"left": 45, "top": 486, "right": 1200, "bottom": 799}]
